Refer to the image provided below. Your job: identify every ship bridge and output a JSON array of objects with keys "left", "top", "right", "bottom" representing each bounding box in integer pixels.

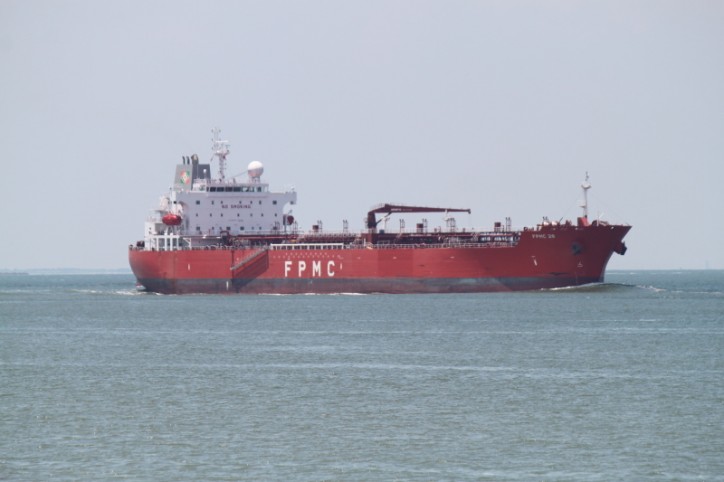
[{"left": 142, "top": 129, "right": 297, "bottom": 250}]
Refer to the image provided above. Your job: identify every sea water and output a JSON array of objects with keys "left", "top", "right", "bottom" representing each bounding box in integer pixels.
[{"left": 1, "top": 271, "right": 723, "bottom": 481}]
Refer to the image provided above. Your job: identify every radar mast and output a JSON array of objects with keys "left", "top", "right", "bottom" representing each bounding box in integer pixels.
[
  {"left": 580, "top": 172, "right": 592, "bottom": 219},
  {"left": 210, "top": 128, "right": 230, "bottom": 180}
]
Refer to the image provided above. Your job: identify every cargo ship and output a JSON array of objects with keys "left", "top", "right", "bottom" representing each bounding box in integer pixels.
[{"left": 129, "top": 129, "right": 630, "bottom": 294}]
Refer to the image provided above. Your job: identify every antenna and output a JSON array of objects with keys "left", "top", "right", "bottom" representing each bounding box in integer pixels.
[
  {"left": 580, "top": 172, "right": 592, "bottom": 219},
  {"left": 210, "top": 128, "right": 230, "bottom": 180}
]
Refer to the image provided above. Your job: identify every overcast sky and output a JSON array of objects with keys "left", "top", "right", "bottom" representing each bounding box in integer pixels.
[{"left": 1, "top": 0, "right": 722, "bottom": 270}]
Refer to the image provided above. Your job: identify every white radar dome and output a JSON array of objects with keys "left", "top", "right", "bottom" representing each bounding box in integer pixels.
[{"left": 248, "top": 160, "right": 264, "bottom": 179}]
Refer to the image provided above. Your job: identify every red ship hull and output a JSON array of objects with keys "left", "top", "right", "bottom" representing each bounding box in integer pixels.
[{"left": 129, "top": 223, "right": 630, "bottom": 294}]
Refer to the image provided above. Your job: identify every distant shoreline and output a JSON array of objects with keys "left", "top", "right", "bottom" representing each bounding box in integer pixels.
[{"left": 0, "top": 269, "right": 132, "bottom": 275}]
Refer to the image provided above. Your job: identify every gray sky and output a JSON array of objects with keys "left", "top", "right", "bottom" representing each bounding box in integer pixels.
[{"left": 1, "top": 0, "right": 723, "bottom": 270}]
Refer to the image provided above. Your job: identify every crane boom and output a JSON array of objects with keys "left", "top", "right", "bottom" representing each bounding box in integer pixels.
[{"left": 366, "top": 203, "right": 471, "bottom": 229}]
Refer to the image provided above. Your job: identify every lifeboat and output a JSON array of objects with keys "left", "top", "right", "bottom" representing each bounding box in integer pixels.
[{"left": 162, "top": 213, "right": 183, "bottom": 226}]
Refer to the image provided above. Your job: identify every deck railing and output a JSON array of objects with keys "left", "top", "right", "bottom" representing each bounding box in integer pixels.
[{"left": 130, "top": 239, "right": 520, "bottom": 252}]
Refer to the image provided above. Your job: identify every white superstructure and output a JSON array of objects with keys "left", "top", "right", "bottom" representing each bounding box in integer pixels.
[{"left": 142, "top": 129, "right": 297, "bottom": 250}]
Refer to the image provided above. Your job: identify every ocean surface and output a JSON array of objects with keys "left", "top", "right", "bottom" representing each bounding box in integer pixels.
[{"left": 1, "top": 271, "right": 722, "bottom": 481}]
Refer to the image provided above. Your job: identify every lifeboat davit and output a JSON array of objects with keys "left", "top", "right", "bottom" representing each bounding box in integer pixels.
[{"left": 162, "top": 213, "right": 183, "bottom": 226}]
